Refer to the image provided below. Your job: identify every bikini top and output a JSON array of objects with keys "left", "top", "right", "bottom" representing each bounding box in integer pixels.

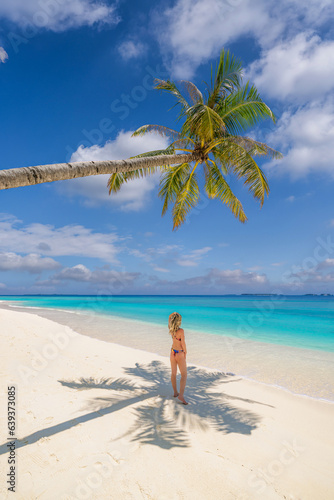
[{"left": 172, "top": 331, "right": 182, "bottom": 341}]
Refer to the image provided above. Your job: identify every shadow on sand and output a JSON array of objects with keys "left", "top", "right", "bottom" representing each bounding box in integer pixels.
[{"left": 0, "top": 360, "right": 273, "bottom": 454}]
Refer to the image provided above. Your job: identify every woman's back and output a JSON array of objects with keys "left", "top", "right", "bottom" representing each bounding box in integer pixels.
[{"left": 171, "top": 328, "right": 183, "bottom": 348}]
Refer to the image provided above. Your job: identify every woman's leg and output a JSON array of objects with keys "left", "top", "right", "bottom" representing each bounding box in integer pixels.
[
  {"left": 170, "top": 350, "right": 178, "bottom": 397},
  {"left": 176, "top": 353, "right": 187, "bottom": 404}
]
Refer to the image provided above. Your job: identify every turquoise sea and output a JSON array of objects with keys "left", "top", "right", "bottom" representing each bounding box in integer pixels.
[{"left": 1, "top": 294, "right": 334, "bottom": 352}]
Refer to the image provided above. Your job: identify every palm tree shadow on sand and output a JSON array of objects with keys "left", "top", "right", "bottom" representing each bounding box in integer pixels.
[
  {"left": 61, "top": 361, "right": 272, "bottom": 450},
  {"left": 0, "top": 361, "right": 273, "bottom": 455}
]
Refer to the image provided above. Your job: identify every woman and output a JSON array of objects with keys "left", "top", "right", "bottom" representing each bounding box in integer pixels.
[{"left": 169, "top": 312, "right": 188, "bottom": 405}]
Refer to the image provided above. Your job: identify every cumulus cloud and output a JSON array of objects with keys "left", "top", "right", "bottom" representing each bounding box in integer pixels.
[
  {"left": 0, "top": 47, "right": 8, "bottom": 63},
  {"left": 154, "top": 0, "right": 276, "bottom": 78},
  {"left": 60, "top": 130, "right": 169, "bottom": 211},
  {"left": 0, "top": 215, "right": 120, "bottom": 262},
  {"left": 264, "top": 98, "right": 334, "bottom": 178},
  {"left": 40, "top": 264, "right": 140, "bottom": 288},
  {"left": 0, "top": 252, "right": 60, "bottom": 273},
  {"left": 177, "top": 246, "right": 212, "bottom": 267},
  {"left": 283, "top": 258, "right": 334, "bottom": 286},
  {"left": 153, "top": 0, "right": 334, "bottom": 79},
  {"left": 0, "top": 0, "right": 119, "bottom": 32},
  {"left": 118, "top": 40, "right": 147, "bottom": 60},
  {"left": 152, "top": 267, "right": 169, "bottom": 273},
  {"left": 152, "top": 267, "right": 269, "bottom": 293},
  {"left": 248, "top": 33, "right": 334, "bottom": 102}
]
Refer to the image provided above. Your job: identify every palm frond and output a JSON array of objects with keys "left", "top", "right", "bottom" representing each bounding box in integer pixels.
[
  {"left": 228, "top": 136, "right": 283, "bottom": 159},
  {"left": 132, "top": 124, "right": 181, "bottom": 141},
  {"left": 108, "top": 148, "right": 176, "bottom": 191},
  {"left": 182, "top": 104, "right": 226, "bottom": 141},
  {"left": 154, "top": 79, "right": 190, "bottom": 119},
  {"left": 216, "top": 142, "right": 270, "bottom": 205},
  {"left": 204, "top": 160, "right": 247, "bottom": 222},
  {"left": 216, "top": 82, "right": 276, "bottom": 135},
  {"left": 129, "top": 144, "right": 176, "bottom": 159},
  {"left": 108, "top": 171, "right": 126, "bottom": 194},
  {"left": 108, "top": 169, "right": 156, "bottom": 193},
  {"left": 179, "top": 80, "right": 203, "bottom": 104},
  {"left": 158, "top": 163, "right": 191, "bottom": 216},
  {"left": 207, "top": 49, "right": 243, "bottom": 108},
  {"left": 172, "top": 164, "right": 200, "bottom": 229}
]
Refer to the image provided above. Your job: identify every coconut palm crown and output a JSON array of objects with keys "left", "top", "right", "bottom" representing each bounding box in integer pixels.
[{"left": 108, "top": 49, "right": 282, "bottom": 230}]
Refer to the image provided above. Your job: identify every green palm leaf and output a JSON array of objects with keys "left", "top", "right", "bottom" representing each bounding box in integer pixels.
[
  {"left": 154, "top": 79, "right": 190, "bottom": 119},
  {"left": 172, "top": 164, "right": 200, "bottom": 229},
  {"left": 205, "top": 160, "right": 247, "bottom": 222},
  {"left": 132, "top": 124, "right": 181, "bottom": 141},
  {"left": 217, "top": 82, "right": 275, "bottom": 135},
  {"left": 129, "top": 145, "right": 176, "bottom": 159},
  {"left": 207, "top": 49, "right": 243, "bottom": 108},
  {"left": 159, "top": 163, "right": 191, "bottom": 216},
  {"left": 182, "top": 103, "right": 226, "bottom": 141},
  {"left": 215, "top": 142, "right": 270, "bottom": 205}
]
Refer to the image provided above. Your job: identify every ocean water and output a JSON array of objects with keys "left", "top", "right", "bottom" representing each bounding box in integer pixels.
[
  {"left": 1, "top": 295, "right": 334, "bottom": 400},
  {"left": 1, "top": 294, "right": 334, "bottom": 352}
]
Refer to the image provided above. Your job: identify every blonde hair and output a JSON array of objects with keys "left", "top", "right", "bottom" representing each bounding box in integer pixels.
[{"left": 168, "top": 312, "right": 182, "bottom": 336}]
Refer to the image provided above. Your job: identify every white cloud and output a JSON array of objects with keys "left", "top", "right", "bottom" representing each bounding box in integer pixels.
[
  {"left": 153, "top": 0, "right": 334, "bottom": 79},
  {"left": 248, "top": 266, "right": 262, "bottom": 271},
  {"left": 177, "top": 246, "right": 212, "bottom": 267},
  {"left": 0, "top": 47, "right": 8, "bottom": 63},
  {"left": 153, "top": 267, "right": 268, "bottom": 292},
  {"left": 152, "top": 267, "right": 169, "bottom": 273},
  {"left": 286, "top": 196, "right": 295, "bottom": 202},
  {"left": 208, "top": 268, "right": 268, "bottom": 286},
  {"left": 0, "top": 282, "right": 7, "bottom": 289},
  {"left": 118, "top": 40, "right": 147, "bottom": 60},
  {"left": 40, "top": 264, "right": 140, "bottom": 287},
  {"left": 0, "top": 252, "right": 60, "bottom": 273},
  {"left": 128, "top": 249, "right": 151, "bottom": 262},
  {"left": 155, "top": 0, "right": 277, "bottom": 78},
  {"left": 264, "top": 98, "right": 334, "bottom": 178},
  {"left": 0, "top": 0, "right": 119, "bottom": 32},
  {"left": 285, "top": 258, "right": 334, "bottom": 285},
  {"left": 0, "top": 215, "right": 120, "bottom": 262},
  {"left": 61, "top": 130, "right": 169, "bottom": 211},
  {"left": 248, "top": 33, "right": 334, "bottom": 102}
]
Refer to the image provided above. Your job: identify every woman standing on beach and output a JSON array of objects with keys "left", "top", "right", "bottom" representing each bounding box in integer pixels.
[{"left": 169, "top": 312, "right": 188, "bottom": 405}]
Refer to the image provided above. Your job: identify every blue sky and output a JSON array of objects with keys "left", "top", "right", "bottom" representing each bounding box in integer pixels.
[{"left": 0, "top": 0, "right": 333, "bottom": 295}]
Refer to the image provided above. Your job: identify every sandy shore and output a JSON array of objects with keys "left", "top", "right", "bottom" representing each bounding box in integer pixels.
[{"left": 1, "top": 308, "right": 334, "bottom": 499}]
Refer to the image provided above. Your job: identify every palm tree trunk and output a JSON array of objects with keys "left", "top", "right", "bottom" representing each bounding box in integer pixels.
[{"left": 0, "top": 153, "right": 197, "bottom": 190}]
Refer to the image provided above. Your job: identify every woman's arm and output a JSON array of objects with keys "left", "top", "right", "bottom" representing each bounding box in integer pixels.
[{"left": 180, "top": 329, "right": 187, "bottom": 355}]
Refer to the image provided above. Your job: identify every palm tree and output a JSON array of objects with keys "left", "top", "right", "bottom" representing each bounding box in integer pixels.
[{"left": 0, "top": 50, "right": 281, "bottom": 229}]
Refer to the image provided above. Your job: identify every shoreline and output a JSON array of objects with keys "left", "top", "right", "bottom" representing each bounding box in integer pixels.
[
  {"left": 2, "top": 296, "right": 334, "bottom": 354},
  {"left": 1, "top": 300, "right": 334, "bottom": 402},
  {"left": 1, "top": 307, "right": 334, "bottom": 499}
]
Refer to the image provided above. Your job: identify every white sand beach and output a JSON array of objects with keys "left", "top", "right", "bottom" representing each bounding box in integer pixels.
[{"left": 1, "top": 307, "right": 334, "bottom": 500}]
